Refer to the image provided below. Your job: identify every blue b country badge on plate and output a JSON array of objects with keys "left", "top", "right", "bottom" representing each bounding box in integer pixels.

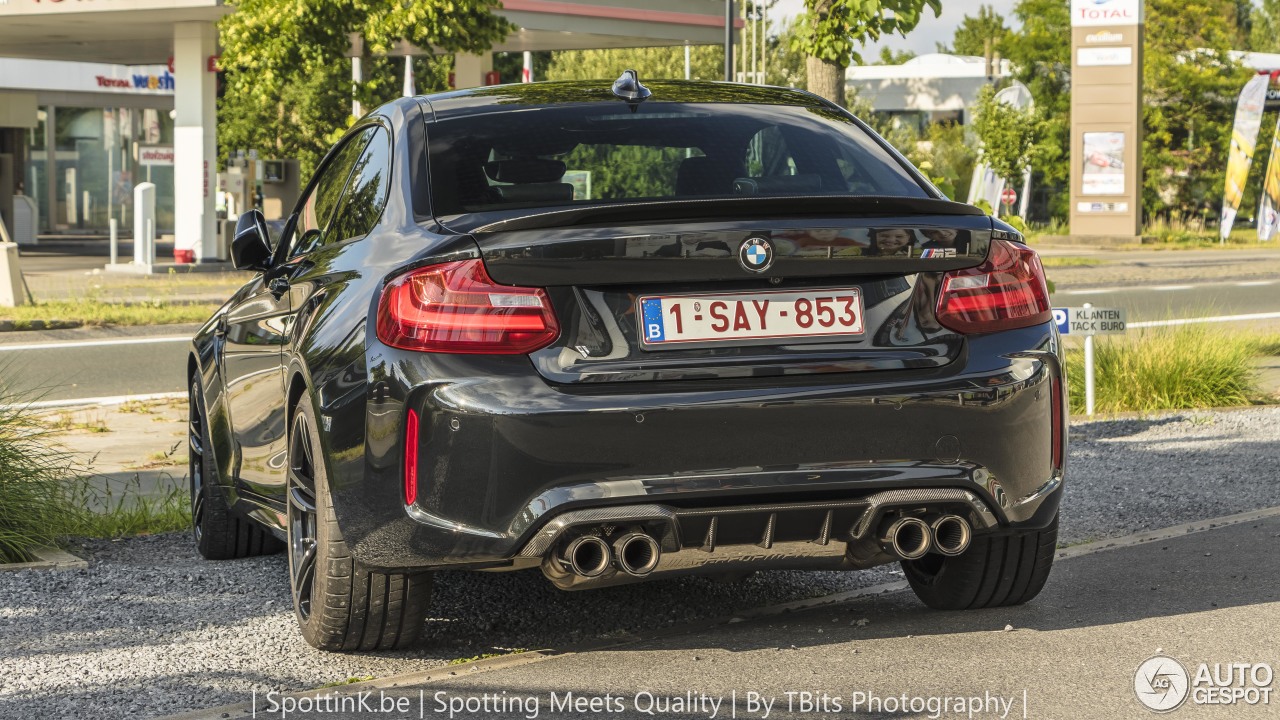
[{"left": 641, "top": 298, "right": 665, "bottom": 342}]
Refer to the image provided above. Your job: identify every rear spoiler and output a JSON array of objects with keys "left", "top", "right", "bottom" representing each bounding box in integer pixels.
[{"left": 441, "top": 196, "right": 987, "bottom": 234}]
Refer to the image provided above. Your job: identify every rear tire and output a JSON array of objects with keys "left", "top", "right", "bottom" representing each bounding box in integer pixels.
[
  {"left": 189, "top": 379, "right": 283, "bottom": 560},
  {"left": 287, "top": 398, "right": 433, "bottom": 651},
  {"left": 902, "top": 514, "right": 1058, "bottom": 610}
]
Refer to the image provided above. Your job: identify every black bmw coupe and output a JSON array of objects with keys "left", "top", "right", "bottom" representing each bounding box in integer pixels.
[{"left": 189, "top": 73, "right": 1066, "bottom": 651}]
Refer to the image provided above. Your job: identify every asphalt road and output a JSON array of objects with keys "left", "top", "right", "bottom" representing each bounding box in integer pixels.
[
  {"left": 0, "top": 327, "right": 193, "bottom": 403},
  {"left": 172, "top": 511, "right": 1280, "bottom": 720},
  {"left": 1052, "top": 278, "right": 1280, "bottom": 324}
]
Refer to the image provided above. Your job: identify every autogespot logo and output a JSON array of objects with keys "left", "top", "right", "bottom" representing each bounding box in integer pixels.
[{"left": 1135, "top": 656, "right": 1191, "bottom": 713}]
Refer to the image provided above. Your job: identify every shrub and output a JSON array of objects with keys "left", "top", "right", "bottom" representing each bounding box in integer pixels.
[
  {"left": 0, "top": 393, "right": 79, "bottom": 563},
  {"left": 1066, "top": 324, "right": 1257, "bottom": 415}
]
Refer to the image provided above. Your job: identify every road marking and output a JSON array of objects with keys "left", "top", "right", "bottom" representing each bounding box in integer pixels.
[
  {"left": 1057, "top": 288, "right": 1118, "bottom": 296},
  {"left": 0, "top": 335, "right": 190, "bottom": 353},
  {"left": 1236, "top": 280, "right": 1276, "bottom": 287},
  {"left": 0, "top": 391, "right": 186, "bottom": 411},
  {"left": 1149, "top": 284, "right": 1195, "bottom": 291},
  {"left": 1130, "top": 311, "right": 1280, "bottom": 328}
]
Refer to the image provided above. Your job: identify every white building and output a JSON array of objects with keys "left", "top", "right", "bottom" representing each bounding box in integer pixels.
[{"left": 845, "top": 53, "right": 1012, "bottom": 131}]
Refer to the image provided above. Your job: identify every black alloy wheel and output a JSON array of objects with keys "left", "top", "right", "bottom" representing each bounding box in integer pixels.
[
  {"left": 287, "top": 412, "right": 320, "bottom": 622},
  {"left": 188, "top": 377, "right": 283, "bottom": 559},
  {"left": 188, "top": 382, "right": 207, "bottom": 544},
  {"left": 285, "top": 399, "right": 434, "bottom": 651}
]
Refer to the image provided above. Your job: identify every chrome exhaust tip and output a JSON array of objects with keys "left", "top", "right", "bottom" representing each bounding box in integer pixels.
[
  {"left": 563, "top": 535, "right": 611, "bottom": 578},
  {"left": 931, "top": 515, "right": 972, "bottom": 556},
  {"left": 613, "top": 532, "right": 661, "bottom": 576},
  {"left": 883, "top": 516, "right": 931, "bottom": 560}
]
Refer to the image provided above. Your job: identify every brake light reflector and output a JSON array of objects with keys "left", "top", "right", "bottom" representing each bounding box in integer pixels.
[
  {"left": 376, "top": 259, "right": 560, "bottom": 354},
  {"left": 935, "top": 238, "right": 1052, "bottom": 334},
  {"left": 404, "top": 408, "right": 419, "bottom": 505}
]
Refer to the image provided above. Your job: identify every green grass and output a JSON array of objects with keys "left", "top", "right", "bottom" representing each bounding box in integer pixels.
[
  {"left": 0, "top": 299, "right": 220, "bottom": 328},
  {"left": 2, "top": 384, "right": 191, "bottom": 562},
  {"left": 61, "top": 475, "right": 191, "bottom": 538},
  {"left": 1066, "top": 324, "right": 1261, "bottom": 415},
  {"left": 0, "top": 397, "right": 79, "bottom": 562},
  {"left": 448, "top": 650, "right": 527, "bottom": 666}
]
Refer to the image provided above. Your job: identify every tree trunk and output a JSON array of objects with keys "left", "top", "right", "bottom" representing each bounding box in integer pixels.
[{"left": 806, "top": 54, "right": 846, "bottom": 107}]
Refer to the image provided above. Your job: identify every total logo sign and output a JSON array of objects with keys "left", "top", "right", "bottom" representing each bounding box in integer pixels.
[{"left": 1071, "top": 0, "right": 1143, "bottom": 27}]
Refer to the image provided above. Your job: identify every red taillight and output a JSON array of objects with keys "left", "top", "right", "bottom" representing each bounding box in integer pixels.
[
  {"left": 404, "top": 408, "right": 419, "bottom": 505},
  {"left": 935, "top": 238, "right": 1052, "bottom": 334},
  {"left": 376, "top": 259, "right": 560, "bottom": 354}
]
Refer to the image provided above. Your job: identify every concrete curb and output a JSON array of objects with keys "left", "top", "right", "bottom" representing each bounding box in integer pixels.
[
  {"left": 0, "top": 546, "right": 88, "bottom": 572},
  {"left": 156, "top": 504, "right": 1280, "bottom": 720}
]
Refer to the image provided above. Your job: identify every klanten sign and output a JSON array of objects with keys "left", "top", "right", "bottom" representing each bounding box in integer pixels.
[{"left": 94, "top": 71, "right": 175, "bottom": 91}]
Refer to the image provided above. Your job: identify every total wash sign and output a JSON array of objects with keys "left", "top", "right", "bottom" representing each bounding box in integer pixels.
[{"left": 1071, "top": 0, "right": 1144, "bottom": 27}]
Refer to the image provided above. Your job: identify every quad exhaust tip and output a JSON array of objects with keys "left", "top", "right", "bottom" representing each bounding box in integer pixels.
[
  {"left": 884, "top": 516, "right": 932, "bottom": 560},
  {"left": 931, "top": 515, "right": 972, "bottom": 556},
  {"left": 563, "top": 535, "right": 611, "bottom": 578},
  {"left": 613, "top": 532, "right": 661, "bottom": 576}
]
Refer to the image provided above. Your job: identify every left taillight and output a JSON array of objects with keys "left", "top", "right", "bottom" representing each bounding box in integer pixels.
[
  {"left": 935, "top": 238, "right": 1052, "bottom": 335},
  {"left": 376, "top": 259, "right": 560, "bottom": 354}
]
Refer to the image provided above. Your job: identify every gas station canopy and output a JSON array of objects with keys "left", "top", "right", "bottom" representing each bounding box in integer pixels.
[
  {"left": 0, "top": 0, "right": 733, "bottom": 264},
  {"left": 0, "top": 0, "right": 732, "bottom": 65}
]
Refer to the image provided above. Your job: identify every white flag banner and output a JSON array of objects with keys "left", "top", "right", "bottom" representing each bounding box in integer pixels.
[
  {"left": 1220, "top": 74, "right": 1270, "bottom": 240},
  {"left": 1259, "top": 115, "right": 1280, "bottom": 241}
]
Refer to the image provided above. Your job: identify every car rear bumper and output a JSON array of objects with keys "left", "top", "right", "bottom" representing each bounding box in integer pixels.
[{"left": 338, "top": 324, "right": 1065, "bottom": 571}]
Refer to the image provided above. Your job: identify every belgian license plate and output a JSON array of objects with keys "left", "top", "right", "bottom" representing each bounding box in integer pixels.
[{"left": 638, "top": 288, "right": 864, "bottom": 348}]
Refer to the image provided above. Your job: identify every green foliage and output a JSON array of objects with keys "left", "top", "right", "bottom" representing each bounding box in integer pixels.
[
  {"left": 560, "top": 145, "right": 688, "bottom": 201},
  {"left": 1065, "top": 325, "right": 1258, "bottom": 415},
  {"left": 543, "top": 29, "right": 808, "bottom": 90},
  {"left": 876, "top": 47, "right": 917, "bottom": 65},
  {"left": 0, "top": 388, "right": 76, "bottom": 563},
  {"left": 1252, "top": 0, "right": 1280, "bottom": 51},
  {"left": 1001, "top": 0, "right": 1071, "bottom": 220},
  {"left": 217, "top": 0, "right": 509, "bottom": 176},
  {"left": 1143, "top": 0, "right": 1254, "bottom": 218},
  {"left": 943, "top": 4, "right": 1011, "bottom": 57},
  {"left": 792, "top": 0, "right": 942, "bottom": 65},
  {"left": 971, "top": 84, "right": 1044, "bottom": 189},
  {"left": 544, "top": 45, "right": 725, "bottom": 82}
]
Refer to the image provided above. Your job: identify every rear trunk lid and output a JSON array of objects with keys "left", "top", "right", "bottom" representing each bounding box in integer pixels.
[{"left": 450, "top": 204, "right": 993, "bottom": 385}]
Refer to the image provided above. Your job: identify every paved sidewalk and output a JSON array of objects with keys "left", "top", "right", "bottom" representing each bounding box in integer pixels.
[
  {"left": 34, "top": 398, "right": 187, "bottom": 510},
  {"left": 182, "top": 513, "right": 1280, "bottom": 720}
]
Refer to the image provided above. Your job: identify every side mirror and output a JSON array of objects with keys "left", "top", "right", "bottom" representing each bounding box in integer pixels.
[{"left": 231, "top": 210, "right": 273, "bottom": 272}]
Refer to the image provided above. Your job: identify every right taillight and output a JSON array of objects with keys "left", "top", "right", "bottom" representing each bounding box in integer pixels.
[
  {"left": 376, "top": 259, "right": 560, "bottom": 354},
  {"left": 935, "top": 238, "right": 1052, "bottom": 334}
]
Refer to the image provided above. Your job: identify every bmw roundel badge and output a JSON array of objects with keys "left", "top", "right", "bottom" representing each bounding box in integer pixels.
[{"left": 738, "top": 236, "right": 774, "bottom": 273}]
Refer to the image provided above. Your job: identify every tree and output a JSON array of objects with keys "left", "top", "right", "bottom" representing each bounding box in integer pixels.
[
  {"left": 1143, "top": 0, "right": 1253, "bottom": 218},
  {"left": 543, "top": 46, "right": 726, "bottom": 82},
  {"left": 791, "top": 0, "right": 942, "bottom": 106},
  {"left": 877, "top": 47, "right": 917, "bottom": 65},
  {"left": 217, "top": 0, "right": 509, "bottom": 175},
  {"left": 1000, "top": 0, "right": 1071, "bottom": 219},
  {"left": 944, "top": 5, "right": 1010, "bottom": 57},
  {"left": 1251, "top": 0, "right": 1280, "bottom": 51},
  {"left": 971, "top": 83, "right": 1043, "bottom": 207}
]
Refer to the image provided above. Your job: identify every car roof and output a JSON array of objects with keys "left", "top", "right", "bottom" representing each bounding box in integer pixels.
[{"left": 412, "top": 79, "right": 834, "bottom": 122}]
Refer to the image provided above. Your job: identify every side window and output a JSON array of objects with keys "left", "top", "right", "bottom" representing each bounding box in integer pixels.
[
  {"left": 328, "top": 127, "right": 391, "bottom": 244},
  {"left": 291, "top": 128, "right": 374, "bottom": 257}
]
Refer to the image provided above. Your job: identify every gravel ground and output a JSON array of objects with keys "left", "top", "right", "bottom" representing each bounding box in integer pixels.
[{"left": 4, "top": 407, "right": 1280, "bottom": 719}]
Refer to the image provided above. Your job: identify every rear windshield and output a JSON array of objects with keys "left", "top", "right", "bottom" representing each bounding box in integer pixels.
[{"left": 425, "top": 102, "right": 929, "bottom": 216}]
